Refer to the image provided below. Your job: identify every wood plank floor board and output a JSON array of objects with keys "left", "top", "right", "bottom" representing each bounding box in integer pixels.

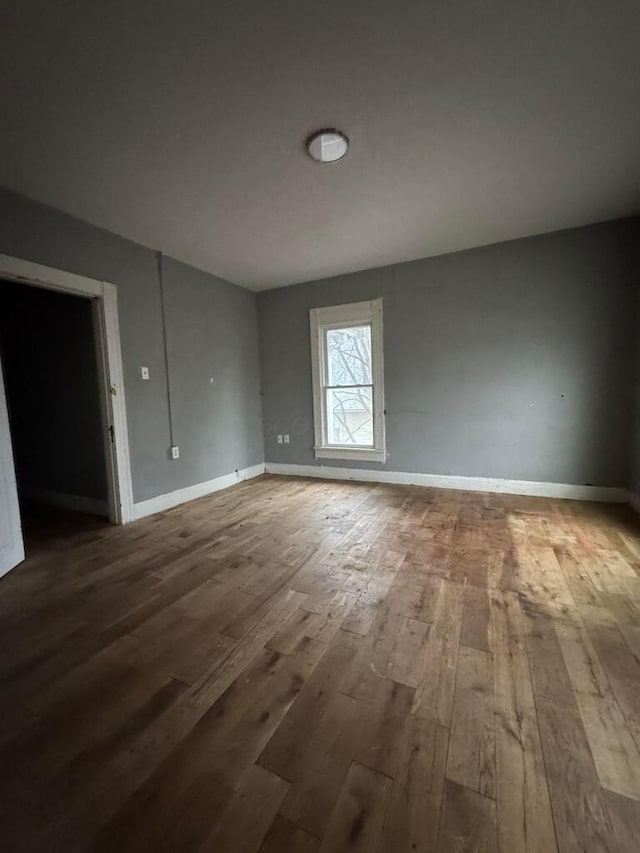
[
  {"left": 189, "top": 588, "right": 309, "bottom": 710},
  {"left": 534, "top": 693, "right": 618, "bottom": 853},
  {"left": 438, "top": 779, "right": 498, "bottom": 853},
  {"left": 198, "top": 763, "right": 290, "bottom": 853},
  {"left": 602, "top": 790, "right": 640, "bottom": 853},
  {"left": 412, "top": 578, "right": 465, "bottom": 725},
  {"left": 391, "top": 575, "right": 441, "bottom": 622},
  {"left": 317, "top": 761, "right": 392, "bottom": 853},
  {"left": 265, "top": 607, "right": 324, "bottom": 655},
  {"left": 584, "top": 622, "right": 640, "bottom": 751},
  {"left": 257, "top": 814, "right": 320, "bottom": 853},
  {"left": 270, "top": 691, "right": 364, "bottom": 838},
  {"left": 0, "top": 754, "right": 125, "bottom": 853},
  {"left": 257, "top": 629, "right": 365, "bottom": 779},
  {"left": 620, "top": 623, "right": 640, "bottom": 659},
  {"left": 554, "top": 544, "right": 604, "bottom": 607},
  {"left": 350, "top": 676, "right": 415, "bottom": 778},
  {"left": 491, "top": 588, "right": 558, "bottom": 853},
  {"left": 377, "top": 716, "right": 449, "bottom": 853},
  {"left": 460, "top": 581, "right": 493, "bottom": 651},
  {"left": 555, "top": 621, "right": 640, "bottom": 799},
  {"left": 523, "top": 609, "right": 577, "bottom": 707},
  {"left": 603, "top": 591, "right": 640, "bottom": 628},
  {"left": 383, "top": 615, "right": 431, "bottom": 687},
  {"left": 1, "top": 475, "right": 640, "bottom": 851},
  {"left": 446, "top": 645, "right": 496, "bottom": 798},
  {"left": 94, "top": 639, "right": 324, "bottom": 852}
]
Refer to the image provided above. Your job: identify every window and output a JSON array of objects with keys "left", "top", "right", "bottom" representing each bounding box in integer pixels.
[{"left": 310, "top": 299, "right": 385, "bottom": 462}]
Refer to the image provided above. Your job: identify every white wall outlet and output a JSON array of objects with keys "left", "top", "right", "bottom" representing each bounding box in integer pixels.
[
  {"left": 141, "top": 366, "right": 150, "bottom": 380},
  {"left": 277, "top": 434, "right": 283, "bottom": 444},
  {"left": 284, "top": 434, "right": 290, "bottom": 444},
  {"left": 170, "top": 445, "right": 180, "bottom": 460}
]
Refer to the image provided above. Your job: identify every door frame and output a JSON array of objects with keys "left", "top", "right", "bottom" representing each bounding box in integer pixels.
[{"left": 0, "top": 253, "right": 134, "bottom": 524}]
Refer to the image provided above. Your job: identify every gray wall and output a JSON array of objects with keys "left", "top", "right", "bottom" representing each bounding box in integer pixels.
[
  {"left": 2, "top": 183, "right": 636, "bottom": 500},
  {"left": 259, "top": 218, "right": 639, "bottom": 487},
  {"left": 0, "top": 187, "right": 263, "bottom": 503},
  {"left": 0, "top": 282, "right": 107, "bottom": 502},
  {"left": 161, "top": 256, "right": 263, "bottom": 492}
]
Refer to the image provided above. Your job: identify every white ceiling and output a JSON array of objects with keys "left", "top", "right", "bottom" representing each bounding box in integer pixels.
[{"left": 1, "top": 1, "right": 639, "bottom": 290}]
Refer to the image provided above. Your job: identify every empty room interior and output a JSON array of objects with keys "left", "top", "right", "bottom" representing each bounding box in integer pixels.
[{"left": 1, "top": 3, "right": 640, "bottom": 852}]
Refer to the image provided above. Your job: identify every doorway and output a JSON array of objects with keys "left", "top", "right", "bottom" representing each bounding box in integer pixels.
[
  {"left": 0, "top": 281, "right": 108, "bottom": 524},
  {"left": 0, "top": 255, "right": 134, "bottom": 578}
]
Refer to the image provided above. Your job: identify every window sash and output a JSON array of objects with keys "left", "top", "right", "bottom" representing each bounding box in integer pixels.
[
  {"left": 324, "top": 384, "right": 375, "bottom": 448},
  {"left": 324, "top": 323, "right": 372, "bottom": 388},
  {"left": 324, "top": 383, "right": 373, "bottom": 391},
  {"left": 321, "top": 323, "right": 374, "bottom": 448}
]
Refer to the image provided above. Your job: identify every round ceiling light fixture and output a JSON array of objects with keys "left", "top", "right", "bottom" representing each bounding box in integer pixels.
[{"left": 306, "top": 129, "right": 349, "bottom": 163}]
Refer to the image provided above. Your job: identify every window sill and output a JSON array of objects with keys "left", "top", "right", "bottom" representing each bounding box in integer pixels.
[{"left": 314, "top": 446, "right": 387, "bottom": 463}]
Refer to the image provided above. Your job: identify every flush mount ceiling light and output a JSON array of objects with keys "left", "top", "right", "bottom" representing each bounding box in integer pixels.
[{"left": 306, "top": 129, "right": 349, "bottom": 163}]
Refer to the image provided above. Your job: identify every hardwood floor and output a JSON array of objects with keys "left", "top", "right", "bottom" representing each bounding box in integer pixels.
[{"left": 2, "top": 474, "right": 640, "bottom": 852}]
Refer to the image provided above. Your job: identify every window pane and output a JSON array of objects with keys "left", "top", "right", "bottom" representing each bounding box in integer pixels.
[
  {"left": 326, "top": 325, "right": 372, "bottom": 386},
  {"left": 325, "top": 387, "right": 373, "bottom": 446}
]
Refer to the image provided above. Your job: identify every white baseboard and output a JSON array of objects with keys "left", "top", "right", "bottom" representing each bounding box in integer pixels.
[
  {"left": 132, "top": 463, "right": 266, "bottom": 520},
  {"left": 265, "top": 462, "right": 628, "bottom": 503},
  {"left": 22, "top": 486, "right": 109, "bottom": 516}
]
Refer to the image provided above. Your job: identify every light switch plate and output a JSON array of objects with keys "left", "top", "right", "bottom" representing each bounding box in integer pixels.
[
  {"left": 284, "top": 434, "right": 290, "bottom": 444},
  {"left": 141, "top": 366, "right": 150, "bottom": 380},
  {"left": 277, "top": 434, "right": 283, "bottom": 444},
  {"left": 170, "top": 445, "right": 180, "bottom": 459}
]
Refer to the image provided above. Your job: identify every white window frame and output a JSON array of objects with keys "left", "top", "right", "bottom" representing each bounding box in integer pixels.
[{"left": 310, "top": 298, "right": 386, "bottom": 463}]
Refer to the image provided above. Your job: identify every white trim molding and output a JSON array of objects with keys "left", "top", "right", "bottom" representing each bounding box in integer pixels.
[
  {"left": 94, "top": 283, "right": 135, "bottom": 522},
  {"left": 0, "top": 254, "right": 104, "bottom": 297},
  {"left": 132, "top": 463, "right": 265, "bottom": 520},
  {"left": 265, "top": 462, "right": 628, "bottom": 503},
  {"left": 314, "top": 445, "right": 386, "bottom": 463},
  {"left": 310, "top": 298, "right": 386, "bottom": 464}
]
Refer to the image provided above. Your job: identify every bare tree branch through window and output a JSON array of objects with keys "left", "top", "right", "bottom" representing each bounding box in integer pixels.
[{"left": 326, "top": 326, "right": 373, "bottom": 445}]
